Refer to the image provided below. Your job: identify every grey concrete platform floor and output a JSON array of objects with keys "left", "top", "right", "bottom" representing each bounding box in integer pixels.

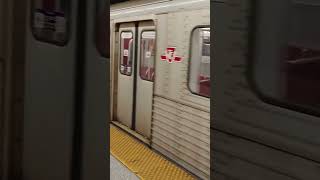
[{"left": 110, "top": 155, "right": 140, "bottom": 180}]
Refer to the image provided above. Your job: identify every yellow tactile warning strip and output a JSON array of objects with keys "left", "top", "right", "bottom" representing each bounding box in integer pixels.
[{"left": 110, "top": 125, "right": 195, "bottom": 180}]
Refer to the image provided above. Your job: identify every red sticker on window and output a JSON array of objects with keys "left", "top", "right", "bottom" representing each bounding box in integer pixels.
[
  {"left": 161, "top": 47, "right": 182, "bottom": 63},
  {"left": 123, "top": 49, "right": 129, "bottom": 57}
]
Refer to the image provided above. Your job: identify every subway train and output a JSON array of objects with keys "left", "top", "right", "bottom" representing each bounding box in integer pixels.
[
  {"left": 3, "top": 0, "right": 320, "bottom": 180},
  {"left": 110, "top": 0, "right": 210, "bottom": 179}
]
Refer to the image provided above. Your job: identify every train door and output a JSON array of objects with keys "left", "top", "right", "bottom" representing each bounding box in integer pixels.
[
  {"left": 116, "top": 21, "right": 155, "bottom": 139},
  {"left": 24, "top": 0, "right": 76, "bottom": 179},
  {"left": 135, "top": 21, "right": 155, "bottom": 139},
  {"left": 117, "top": 23, "right": 136, "bottom": 129}
]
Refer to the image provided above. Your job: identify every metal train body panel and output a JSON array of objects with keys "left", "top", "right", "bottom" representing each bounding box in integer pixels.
[
  {"left": 111, "top": 0, "right": 210, "bottom": 179},
  {"left": 212, "top": 0, "right": 320, "bottom": 179},
  {"left": 1, "top": 0, "right": 28, "bottom": 178},
  {"left": 23, "top": 0, "right": 78, "bottom": 178}
]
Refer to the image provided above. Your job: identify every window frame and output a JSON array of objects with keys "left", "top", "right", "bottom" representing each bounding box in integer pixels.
[
  {"left": 139, "top": 30, "right": 156, "bottom": 82},
  {"left": 119, "top": 30, "right": 134, "bottom": 76},
  {"left": 30, "top": 0, "right": 71, "bottom": 46},
  {"left": 187, "top": 25, "right": 211, "bottom": 98},
  {"left": 247, "top": 0, "right": 320, "bottom": 117},
  {"left": 95, "top": 0, "right": 109, "bottom": 58}
]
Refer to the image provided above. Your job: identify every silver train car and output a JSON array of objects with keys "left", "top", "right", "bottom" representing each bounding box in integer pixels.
[{"left": 110, "top": 0, "right": 211, "bottom": 179}]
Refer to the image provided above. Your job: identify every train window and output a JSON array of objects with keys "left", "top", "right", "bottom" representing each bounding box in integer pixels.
[
  {"left": 31, "top": 0, "right": 70, "bottom": 45},
  {"left": 188, "top": 27, "right": 210, "bottom": 97},
  {"left": 120, "top": 32, "right": 134, "bottom": 76},
  {"left": 251, "top": 1, "right": 320, "bottom": 115},
  {"left": 140, "top": 31, "right": 156, "bottom": 81},
  {"left": 96, "top": 0, "right": 109, "bottom": 57}
]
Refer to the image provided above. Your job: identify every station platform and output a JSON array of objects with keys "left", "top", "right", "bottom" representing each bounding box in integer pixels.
[
  {"left": 111, "top": 155, "right": 139, "bottom": 180},
  {"left": 110, "top": 124, "right": 196, "bottom": 180}
]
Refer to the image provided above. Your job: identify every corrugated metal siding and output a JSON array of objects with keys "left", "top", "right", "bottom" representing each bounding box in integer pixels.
[{"left": 151, "top": 96, "right": 210, "bottom": 180}]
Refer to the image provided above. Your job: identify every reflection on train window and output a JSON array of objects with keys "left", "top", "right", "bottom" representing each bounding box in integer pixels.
[
  {"left": 140, "top": 31, "right": 156, "bottom": 81},
  {"left": 189, "top": 27, "right": 210, "bottom": 97},
  {"left": 31, "top": 0, "right": 69, "bottom": 45},
  {"left": 253, "top": 1, "right": 320, "bottom": 114},
  {"left": 96, "top": 0, "right": 109, "bottom": 57},
  {"left": 120, "top": 32, "right": 134, "bottom": 76}
]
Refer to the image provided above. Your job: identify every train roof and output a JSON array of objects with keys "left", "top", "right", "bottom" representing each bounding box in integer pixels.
[
  {"left": 110, "top": 0, "right": 209, "bottom": 20},
  {"left": 111, "top": 0, "right": 165, "bottom": 8}
]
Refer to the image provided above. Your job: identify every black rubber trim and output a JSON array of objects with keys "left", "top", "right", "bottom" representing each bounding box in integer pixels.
[
  {"left": 72, "top": 0, "right": 87, "bottom": 179},
  {"left": 132, "top": 23, "right": 139, "bottom": 131},
  {"left": 95, "top": 0, "right": 109, "bottom": 58}
]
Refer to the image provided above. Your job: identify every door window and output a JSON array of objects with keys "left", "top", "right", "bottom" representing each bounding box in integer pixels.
[
  {"left": 188, "top": 27, "right": 211, "bottom": 97},
  {"left": 140, "top": 31, "right": 156, "bottom": 81},
  {"left": 251, "top": 1, "right": 320, "bottom": 115},
  {"left": 120, "top": 32, "right": 134, "bottom": 76},
  {"left": 31, "top": 0, "right": 69, "bottom": 45}
]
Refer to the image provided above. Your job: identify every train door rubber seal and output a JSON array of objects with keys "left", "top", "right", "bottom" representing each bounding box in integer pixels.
[
  {"left": 72, "top": 0, "right": 86, "bottom": 179},
  {"left": 132, "top": 23, "right": 139, "bottom": 131}
]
